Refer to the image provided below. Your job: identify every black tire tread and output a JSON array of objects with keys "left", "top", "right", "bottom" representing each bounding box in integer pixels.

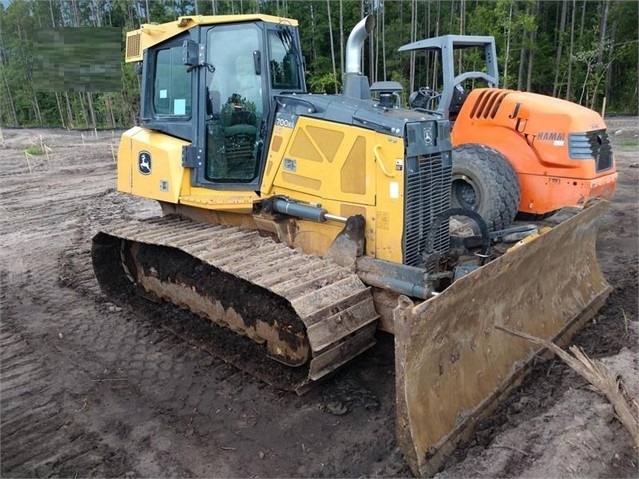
[{"left": 451, "top": 143, "right": 521, "bottom": 231}]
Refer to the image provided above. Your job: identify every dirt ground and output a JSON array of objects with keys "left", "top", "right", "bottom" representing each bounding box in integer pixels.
[{"left": 0, "top": 119, "right": 637, "bottom": 478}]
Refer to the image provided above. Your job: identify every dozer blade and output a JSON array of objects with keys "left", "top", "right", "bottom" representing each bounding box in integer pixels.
[{"left": 394, "top": 199, "right": 611, "bottom": 477}]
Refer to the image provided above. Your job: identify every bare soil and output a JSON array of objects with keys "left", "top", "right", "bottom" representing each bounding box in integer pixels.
[{"left": 1, "top": 120, "right": 637, "bottom": 478}]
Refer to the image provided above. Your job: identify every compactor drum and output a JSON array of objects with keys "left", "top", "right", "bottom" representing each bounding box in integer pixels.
[{"left": 93, "top": 14, "right": 614, "bottom": 476}]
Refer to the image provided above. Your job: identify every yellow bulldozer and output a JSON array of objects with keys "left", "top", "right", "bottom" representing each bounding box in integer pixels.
[{"left": 92, "top": 14, "right": 613, "bottom": 476}]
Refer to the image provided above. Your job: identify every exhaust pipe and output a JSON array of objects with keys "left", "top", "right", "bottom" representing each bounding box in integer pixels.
[
  {"left": 343, "top": 15, "right": 375, "bottom": 100},
  {"left": 345, "top": 15, "right": 375, "bottom": 74}
]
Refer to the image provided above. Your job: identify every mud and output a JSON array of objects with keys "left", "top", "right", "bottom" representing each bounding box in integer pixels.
[{"left": 0, "top": 120, "right": 637, "bottom": 477}]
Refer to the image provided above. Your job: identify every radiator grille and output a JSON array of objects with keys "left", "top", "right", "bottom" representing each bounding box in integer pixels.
[
  {"left": 403, "top": 154, "right": 452, "bottom": 267},
  {"left": 568, "top": 129, "right": 613, "bottom": 172}
]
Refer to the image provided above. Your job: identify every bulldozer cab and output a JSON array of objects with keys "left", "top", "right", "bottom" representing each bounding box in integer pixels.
[
  {"left": 399, "top": 35, "right": 499, "bottom": 120},
  {"left": 136, "top": 17, "right": 306, "bottom": 191}
]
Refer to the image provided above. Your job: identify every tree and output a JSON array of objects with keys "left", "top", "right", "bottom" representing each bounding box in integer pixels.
[{"left": 0, "top": 0, "right": 636, "bottom": 129}]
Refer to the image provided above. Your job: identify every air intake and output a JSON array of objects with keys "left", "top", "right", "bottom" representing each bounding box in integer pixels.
[
  {"left": 126, "top": 32, "right": 142, "bottom": 62},
  {"left": 568, "top": 130, "right": 614, "bottom": 172},
  {"left": 469, "top": 90, "right": 510, "bottom": 119}
]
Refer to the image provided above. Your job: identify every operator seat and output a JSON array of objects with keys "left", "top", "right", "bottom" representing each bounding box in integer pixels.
[
  {"left": 409, "top": 86, "right": 439, "bottom": 111},
  {"left": 207, "top": 92, "right": 260, "bottom": 181},
  {"left": 448, "top": 84, "right": 469, "bottom": 122}
]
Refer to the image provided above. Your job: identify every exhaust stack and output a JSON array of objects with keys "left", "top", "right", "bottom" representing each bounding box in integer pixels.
[{"left": 343, "top": 15, "right": 375, "bottom": 100}]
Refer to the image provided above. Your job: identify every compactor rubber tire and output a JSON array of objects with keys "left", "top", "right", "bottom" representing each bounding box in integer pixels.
[{"left": 451, "top": 143, "right": 521, "bottom": 231}]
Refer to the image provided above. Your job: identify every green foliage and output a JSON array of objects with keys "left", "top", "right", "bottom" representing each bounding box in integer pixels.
[
  {"left": 572, "top": 37, "right": 614, "bottom": 107},
  {"left": 25, "top": 145, "right": 44, "bottom": 155},
  {"left": 618, "top": 138, "right": 639, "bottom": 149},
  {"left": 0, "top": 0, "right": 636, "bottom": 129},
  {"left": 308, "top": 72, "right": 340, "bottom": 94}
]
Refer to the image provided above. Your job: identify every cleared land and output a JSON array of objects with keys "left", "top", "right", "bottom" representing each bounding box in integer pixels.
[{"left": 1, "top": 120, "right": 637, "bottom": 477}]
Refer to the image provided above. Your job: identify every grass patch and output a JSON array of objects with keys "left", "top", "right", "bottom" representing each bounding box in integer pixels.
[
  {"left": 622, "top": 308, "right": 629, "bottom": 332},
  {"left": 617, "top": 137, "right": 639, "bottom": 148},
  {"left": 25, "top": 145, "right": 44, "bottom": 155}
]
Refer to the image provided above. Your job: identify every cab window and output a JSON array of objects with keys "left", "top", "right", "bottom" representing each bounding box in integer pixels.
[
  {"left": 153, "top": 46, "right": 191, "bottom": 116},
  {"left": 268, "top": 29, "right": 302, "bottom": 90}
]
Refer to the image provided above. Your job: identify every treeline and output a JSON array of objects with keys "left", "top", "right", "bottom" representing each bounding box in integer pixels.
[{"left": 0, "top": 0, "right": 637, "bottom": 128}]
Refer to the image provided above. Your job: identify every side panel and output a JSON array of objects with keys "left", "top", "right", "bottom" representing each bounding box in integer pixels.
[
  {"left": 116, "top": 128, "right": 135, "bottom": 194},
  {"left": 263, "top": 114, "right": 407, "bottom": 264},
  {"left": 118, "top": 128, "right": 260, "bottom": 213},
  {"left": 517, "top": 171, "right": 617, "bottom": 213},
  {"left": 118, "top": 127, "right": 188, "bottom": 204},
  {"left": 269, "top": 115, "right": 377, "bottom": 206},
  {"left": 373, "top": 136, "right": 409, "bottom": 263}
]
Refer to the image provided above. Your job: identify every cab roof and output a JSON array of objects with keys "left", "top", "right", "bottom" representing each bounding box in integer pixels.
[{"left": 125, "top": 14, "right": 298, "bottom": 63}]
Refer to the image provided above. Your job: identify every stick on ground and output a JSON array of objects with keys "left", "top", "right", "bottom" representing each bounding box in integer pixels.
[{"left": 497, "top": 325, "right": 639, "bottom": 449}]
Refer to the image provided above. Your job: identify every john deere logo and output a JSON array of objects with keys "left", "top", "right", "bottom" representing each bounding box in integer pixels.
[
  {"left": 423, "top": 129, "right": 433, "bottom": 145},
  {"left": 138, "top": 151, "right": 151, "bottom": 175}
]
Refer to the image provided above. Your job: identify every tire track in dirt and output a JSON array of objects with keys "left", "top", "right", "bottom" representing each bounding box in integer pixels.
[
  {"left": 0, "top": 132, "right": 409, "bottom": 477},
  {"left": 0, "top": 153, "right": 270, "bottom": 475},
  {"left": 0, "top": 143, "right": 156, "bottom": 476},
  {"left": 0, "top": 193, "right": 195, "bottom": 475},
  {"left": 0, "top": 318, "right": 129, "bottom": 478}
]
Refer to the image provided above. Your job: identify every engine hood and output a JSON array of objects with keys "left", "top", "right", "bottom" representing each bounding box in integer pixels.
[{"left": 482, "top": 89, "right": 607, "bottom": 134}]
